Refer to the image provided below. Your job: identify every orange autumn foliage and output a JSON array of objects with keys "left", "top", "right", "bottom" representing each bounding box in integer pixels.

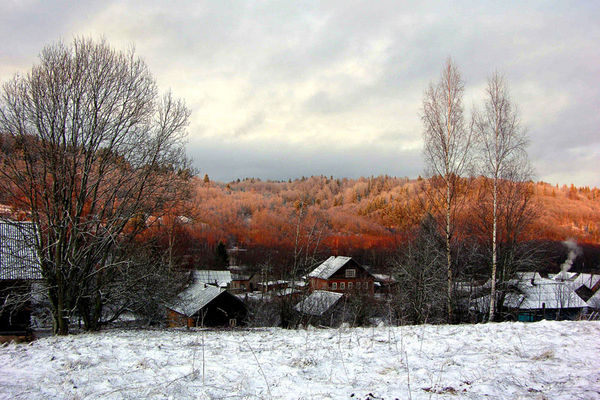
[{"left": 182, "top": 176, "right": 600, "bottom": 254}]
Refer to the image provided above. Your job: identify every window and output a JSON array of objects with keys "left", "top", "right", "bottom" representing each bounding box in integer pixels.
[
  {"left": 229, "top": 318, "right": 237, "bottom": 327},
  {"left": 340, "top": 282, "right": 345, "bottom": 290},
  {"left": 331, "top": 282, "right": 337, "bottom": 290},
  {"left": 345, "top": 269, "right": 356, "bottom": 278},
  {"left": 348, "top": 282, "right": 353, "bottom": 290}
]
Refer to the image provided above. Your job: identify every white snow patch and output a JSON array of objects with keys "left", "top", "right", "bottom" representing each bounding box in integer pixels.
[{"left": 0, "top": 321, "right": 599, "bottom": 399}]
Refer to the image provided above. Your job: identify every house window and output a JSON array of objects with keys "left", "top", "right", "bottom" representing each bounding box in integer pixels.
[
  {"left": 348, "top": 282, "right": 353, "bottom": 290},
  {"left": 229, "top": 318, "right": 237, "bottom": 327},
  {"left": 345, "top": 269, "right": 356, "bottom": 278},
  {"left": 331, "top": 282, "right": 337, "bottom": 290},
  {"left": 340, "top": 282, "right": 345, "bottom": 290},
  {"left": 364, "top": 282, "right": 369, "bottom": 290}
]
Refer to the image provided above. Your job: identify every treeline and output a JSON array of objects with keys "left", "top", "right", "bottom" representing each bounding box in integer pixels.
[{"left": 153, "top": 174, "right": 600, "bottom": 271}]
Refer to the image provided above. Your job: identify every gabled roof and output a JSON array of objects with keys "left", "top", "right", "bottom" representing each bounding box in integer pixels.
[
  {"left": 586, "top": 290, "right": 600, "bottom": 309},
  {"left": 308, "top": 256, "right": 360, "bottom": 280},
  {"left": 167, "top": 281, "right": 224, "bottom": 317},
  {"left": 372, "top": 273, "right": 396, "bottom": 283},
  {"left": 0, "top": 220, "right": 42, "bottom": 280},
  {"left": 504, "top": 273, "right": 588, "bottom": 310},
  {"left": 193, "top": 270, "right": 232, "bottom": 288},
  {"left": 295, "top": 290, "right": 343, "bottom": 316}
]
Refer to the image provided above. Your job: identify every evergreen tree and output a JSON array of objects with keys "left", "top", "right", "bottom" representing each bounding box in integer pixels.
[{"left": 215, "top": 241, "right": 229, "bottom": 269}]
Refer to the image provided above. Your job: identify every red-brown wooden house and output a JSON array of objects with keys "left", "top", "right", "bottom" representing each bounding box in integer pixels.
[{"left": 307, "top": 256, "right": 374, "bottom": 296}]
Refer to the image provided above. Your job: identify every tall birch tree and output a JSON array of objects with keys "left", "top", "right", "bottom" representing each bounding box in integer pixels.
[
  {"left": 473, "top": 72, "right": 529, "bottom": 321},
  {"left": 421, "top": 59, "right": 472, "bottom": 322}
]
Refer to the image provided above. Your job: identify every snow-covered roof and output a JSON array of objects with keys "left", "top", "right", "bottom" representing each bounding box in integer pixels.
[
  {"left": 586, "top": 290, "right": 600, "bottom": 309},
  {"left": 372, "top": 273, "right": 396, "bottom": 283},
  {"left": 0, "top": 220, "right": 42, "bottom": 280},
  {"left": 231, "top": 273, "right": 251, "bottom": 281},
  {"left": 295, "top": 290, "right": 343, "bottom": 316},
  {"left": 193, "top": 270, "right": 232, "bottom": 288},
  {"left": 556, "top": 272, "right": 600, "bottom": 290},
  {"left": 258, "top": 280, "right": 288, "bottom": 286},
  {"left": 167, "top": 281, "right": 223, "bottom": 317},
  {"left": 308, "top": 256, "right": 354, "bottom": 279},
  {"left": 504, "top": 273, "right": 588, "bottom": 310}
]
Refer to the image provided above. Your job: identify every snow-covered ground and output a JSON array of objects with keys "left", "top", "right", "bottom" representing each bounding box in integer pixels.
[{"left": 1, "top": 321, "right": 599, "bottom": 399}]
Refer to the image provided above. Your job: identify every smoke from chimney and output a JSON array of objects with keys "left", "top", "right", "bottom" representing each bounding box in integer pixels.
[{"left": 556, "top": 239, "right": 582, "bottom": 280}]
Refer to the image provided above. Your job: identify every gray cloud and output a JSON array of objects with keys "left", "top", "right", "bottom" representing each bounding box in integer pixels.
[
  {"left": 188, "top": 137, "right": 423, "bottom": 182},
  {"left": 1, "top": 1, "right": 599, "bottom": 185}
]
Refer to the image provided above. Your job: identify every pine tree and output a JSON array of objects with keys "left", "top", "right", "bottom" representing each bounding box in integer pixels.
[{"left": 215, "top": 241, "right": 229, "bottom": 269}]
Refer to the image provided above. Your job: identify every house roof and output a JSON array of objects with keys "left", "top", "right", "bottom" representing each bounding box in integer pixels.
[
  {"left": 504, "top": 273, "right": 588, "bottom": 310},
  {"left": 193, "top": 270, "right": 232, "bottom": 288},
  {"left": 167, "top": 281, "right": 224, "bottom": 317},
  {"left": 586, "top": 290, "right": 600, "bottom": 309},
  {"left": 308, "top": 256, "right": 356, "bottom": 279},
  {"left": 372, "top": 273, "right": 396, "bottom": 283},
  {"left": 0, "top": 220, "right": 42, "bottom": 280},
  {"left": 295, "top": 290, "right": 343, "bottom": 316}
]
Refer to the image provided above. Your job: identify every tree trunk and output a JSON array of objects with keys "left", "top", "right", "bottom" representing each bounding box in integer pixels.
[
  {"left": 446, "top": 182, "right": 453, "bottom": 323},
  {"left": 488, "top": 178, "right": 498, "bottom": 321}
]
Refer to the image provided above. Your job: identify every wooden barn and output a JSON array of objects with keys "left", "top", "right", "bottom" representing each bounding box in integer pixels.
[
  {"left": 166, "top": 280, "right": 247, "bottom": 328},
  {"left": 294, "top": 290, "right": 344, "bottom": 326},
  {"left": 307, "top": 256, "right": 375, "bottom": 296}
]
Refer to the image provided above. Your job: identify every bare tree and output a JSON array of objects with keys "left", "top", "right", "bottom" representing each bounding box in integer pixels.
[
  {"left": 393, "top": 214, "right": 447, "bottom": 325},
  {"left": 0, "top": 38, "right": 190, "bottom": 334},
  {"left": 421, "top": 58, "right": 472, "bottom": 322},
  {"left": 473, "top": 73, "right": 532, "bottom": 321}
]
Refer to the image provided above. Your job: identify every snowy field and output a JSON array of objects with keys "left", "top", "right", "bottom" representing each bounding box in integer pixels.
[{"left": 1, "top": 321, "right": 599, "bottom": 399}]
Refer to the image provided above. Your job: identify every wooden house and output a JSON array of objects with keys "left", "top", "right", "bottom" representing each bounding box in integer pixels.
[
  {"left": 471, "top": 271, "right": 600, "bottom": 321},
  {"left": 229, "top": 272, "right": 260, "bottom": 294},
  {"left": 307, "top": 256, "right": 374, "bottom": 296},
  {"left": 0, "top": 220, "right": 42, "bottom": 338},
  {"left": 294, "top": 290, "right": 344, "bottom": 326},
  {"left": 193, "top": 270, "right": 232, "bottom": 289},
  {"left": 166, "top": 279, "right": 247, "bottom": 328}
]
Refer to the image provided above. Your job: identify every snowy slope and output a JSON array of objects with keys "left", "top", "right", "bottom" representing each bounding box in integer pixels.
[{"left": 0, "top": 321, "right": 599, "bottom": 399}]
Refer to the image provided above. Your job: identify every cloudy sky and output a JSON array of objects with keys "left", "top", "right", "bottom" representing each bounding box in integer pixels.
[{"left": 1, "top": 1, "right": 599, "bottom": 186}]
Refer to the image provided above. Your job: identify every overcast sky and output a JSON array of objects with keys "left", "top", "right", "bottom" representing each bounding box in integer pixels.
[{"left": 1, "top": 1, "right": 599, "bottom": 186}]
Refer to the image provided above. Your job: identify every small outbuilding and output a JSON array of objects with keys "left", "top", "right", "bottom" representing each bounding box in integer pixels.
[
  {"left": 294, "top": 290, "right": 344, "bottom": 326},
  {"left": 166, "top": 280, "right": 247, "bottom": 328}
]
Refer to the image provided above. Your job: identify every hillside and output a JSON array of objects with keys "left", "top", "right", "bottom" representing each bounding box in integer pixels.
[
  {"left": 3, "top": 173, "right": 599, "bottom": 270},
  {"left": 175, "top": 176, "right": 600, "bottom": 267}
]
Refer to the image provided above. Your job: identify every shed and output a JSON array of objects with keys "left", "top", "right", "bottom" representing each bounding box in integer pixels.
[
  {"left": 294, "top": 290, "right": 345, "bottom": 326},
  {"left": 295, "top": 290, "right": 343, "bottom": 316},
  {"left": 166, "top": 280, "right": 247, "bottom": 328}
]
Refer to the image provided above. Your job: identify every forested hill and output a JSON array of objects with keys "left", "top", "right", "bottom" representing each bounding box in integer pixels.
[
  {"left": 181, "top": 175, "right": 600, "bottom": 266},
  {"left": 2, "top": 170, "right": 599, "bottom": 269}
]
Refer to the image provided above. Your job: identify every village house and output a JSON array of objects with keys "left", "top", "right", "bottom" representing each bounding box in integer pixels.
[
  {"left": 307, "top": 256, "right": 375, "bottom": 295},
  {"left": 0, "top": 220, "right": 42, "bottom": 338},
  {"left": 472, "top": 271, "right": 600, "bottom": 321},
  {"left": 193, "top": 270, "right": 232, "bottom": 289},
  {"left": 294, "top": 290, "right": 344, "bottom": 326},
  {"left": 229, "top": 272, "right": 261, "bottom": 294},
  {"left": 166, "top": 274, "right": 247, "bottom": 328}
]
